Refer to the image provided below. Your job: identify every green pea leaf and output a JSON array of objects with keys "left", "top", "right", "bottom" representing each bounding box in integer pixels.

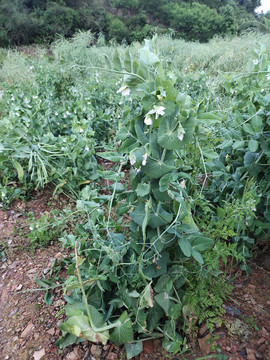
[
  {"left": 113, "top": 50, "right": 122, "bottom": 71},
  {"left": 178, "top": 238, "right": 192, "bottom": 257},
  {"left": 154, "top": 292, "right": 172, "bottom": 315},
  {"left": 142, "top": 158, "right": 175, "bottom": 179},
  {"left": 191, "top": 249, "right": 204, "bottom": 264},
  {"left": 125, "top": 342, "right": 143, "bottom": 359},
  {"left": 232, "top": 140, "right": 245, "bottom": 149},
  {"left": 110, "top": 312, "right": 134, "bottom": 345},
  {"left": 157, "top": 117, "right": 183, "bottom": 150},
  {"left": 196, "top": 112, "right": 221, "bottom": 125},
  {"left": 12, "top": 159, "right": 24, "bottom": 181},
  {"left": 202, "top": 148, "right": 219, "bottom": 160},
  {"left": 248, "top": 139, "right": 259, "bottom": 152},
  {"left": 136, "top": 183, "right": 150, "bottom": 197},
  {"left": 98, "top": 152, "right": 126, "bottom": 163}
]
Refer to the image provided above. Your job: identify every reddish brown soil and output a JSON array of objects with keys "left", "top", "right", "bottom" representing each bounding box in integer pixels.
[{"left": 0, "top": 190, "right": 269, "bottom": 360}]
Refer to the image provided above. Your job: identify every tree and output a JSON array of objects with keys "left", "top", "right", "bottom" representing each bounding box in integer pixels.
[
  {"left": 235, "top": 0, "right": 261, "bottom": 13},
  {"left": 161, "top": 2, "right": 225, "bottom": 42},
  {"left": 107, "top": 15, "right": 129, "bottom": 42}
]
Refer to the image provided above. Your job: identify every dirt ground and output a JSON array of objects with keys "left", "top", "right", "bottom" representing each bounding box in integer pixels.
[{"left": 0, "top": 190, "right": 269, "bottom": 360}]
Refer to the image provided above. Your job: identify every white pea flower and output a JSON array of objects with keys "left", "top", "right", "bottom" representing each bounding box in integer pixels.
[
  {"left": 144, "top": 106, "right": 166, "bottom": 125},
  {"left": 178, "top": 127, "right": 185, "bottom": 141},
  {"left": 85, "top": 146, "right": 89, "bottom": 151},
  {"left": 144, "top": 114, "right": 153, "bottom": 126},
  {"left": 148, "top": 106, "right": 166, "bottom": 119},
  {"left": 267, "top": 74, "right": 270, "bottom": 81},
  {"left": 180, "top": 180, "right": 186, "bottom": 189},
  {"left": 117, "top": 85, "right": 131, "bottom": 97},
  {"left": 142, "top": 153, "right": 148, "bottom": 166},
  {"left": 55, "top": 112, "right": 58, "bottom": 116},
  {"left": 130, "top": 153, "right": 137, "bottom": 165},
  {"left": 79, "top": 128, "right": 84, "bottom": 133},
  {"left": 253, "top": 59, "right": 259, "bottom": 65}
]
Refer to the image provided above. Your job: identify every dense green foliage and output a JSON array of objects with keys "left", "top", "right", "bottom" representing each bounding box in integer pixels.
[
  {"left": 0, "top": 32, "right": 270, "bottom": 357},
  {"left": 0, "top": 0, "right": 266, "bottom": 47}
]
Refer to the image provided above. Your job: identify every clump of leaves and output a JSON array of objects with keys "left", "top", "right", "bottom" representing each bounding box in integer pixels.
[
  {"left": 207, "top": 43, "right": 270, "bottom": 241},
  {"left": 27, "top": 210, "right": 67, "bottom": 248}
]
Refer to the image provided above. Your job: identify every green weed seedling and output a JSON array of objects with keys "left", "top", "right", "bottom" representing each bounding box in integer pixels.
[{"left": 27, "top": 210, "right": 66, "bottom": 248}]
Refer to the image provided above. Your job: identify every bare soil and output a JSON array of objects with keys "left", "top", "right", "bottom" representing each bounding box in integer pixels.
[{"left": 0, "top": 190, "right": 269, "bottom": 360}]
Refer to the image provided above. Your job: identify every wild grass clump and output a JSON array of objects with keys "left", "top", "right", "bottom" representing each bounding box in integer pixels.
[{"left": 157, "top": 32, "right": 270, "bottom": 74}]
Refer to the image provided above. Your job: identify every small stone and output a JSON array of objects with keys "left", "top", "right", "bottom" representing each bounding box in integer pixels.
[
  {"left": 224, "top": 305, "right": 241, "bottom": 317},
  {"left": 257, "top": 337, "right": 265, "bottom": 346},
  {"left": 263, "top": 255, "right": 270, "bottom": 271},
  {"left": 8, "top": 307, "right": 20, "bottom": 318},
  {"left": 139, "top": 353, "right": 148, "bottom": 360},
  {"left": 143, "top": 340, "right": 155, "bottom": 354},
  {"left": 47, "top": 327, "right": 55, "bottom": 335},
  {"left": 33, "top": 348, "right": 45, "bottom": 360},
  {"left": 91, "top": 345, "right": 102, "bottom": 359},
  {"left": 107, "top": 353, "right": 118, "bottom": 360},
  {"left": 21, "top": 323, "right": 34, "bottom": 338},
  {"left": 16, "top": 284, "right": 23, "bottom": 291},
  {"left": 257, "top": 343, "right": 267, "bottom": 353},
  {"left": 255, "top": 352, "right": 264, "bottom": 359},
  {"left": 246, "top": 348, "right": 256, "bottom": 360},
  {"left": 237, "top": 348, "right": 247, "bottom": 357},
  {"left": 27, "top": 268, "right": 37, "bottom": 274},
  {"left": 199, "top": 324, "right": 209, "bottom": 337},
  {"left": 103, "top": 345, "right": 111, "bottom": 351},
  {"left": 198, "top": 334, "right": 216, "bottom": 353},
  {"left": 235, "top": 283, "right": 243, "bottom": 288}
]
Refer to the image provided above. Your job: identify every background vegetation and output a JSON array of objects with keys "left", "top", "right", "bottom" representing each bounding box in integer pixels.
[{"left": 0, "top": 0, "right": 268, "bottom": 47}]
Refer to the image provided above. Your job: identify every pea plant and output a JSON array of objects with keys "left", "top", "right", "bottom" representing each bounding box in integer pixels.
[
  {"left": 205, "top": 43, "right": 270, "bottom": 257},
  {"left": 56, "top": 37, "right": 227, "bottom": 358}
]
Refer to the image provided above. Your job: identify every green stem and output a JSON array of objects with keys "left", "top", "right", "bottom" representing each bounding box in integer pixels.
[
  {"left": 75, "top": 243, "right": 94, "bottom": 328},
  {"left": 195, "top": 137, "right": 208, "bottom": 198},
  {"left": 160, "top": 148, "right": 167, "bottom": 162},
  {"left": 69, "top": 65, "right": 145, "bottom": 82},
  {"left": 106, "top": 163, "right": 123, "bottom": 234},
  {"left": 92, "top": 320, "right": 122, "bottom": 333}
]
